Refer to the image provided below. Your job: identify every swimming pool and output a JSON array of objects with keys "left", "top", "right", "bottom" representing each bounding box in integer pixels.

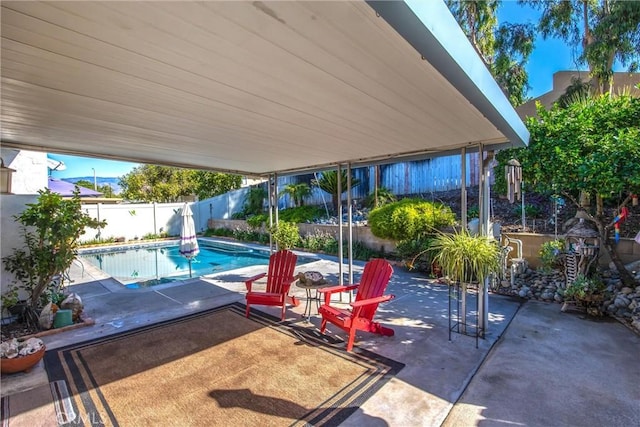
[{"left": 78, "top": 240, "right": 312, "bottom": 288}]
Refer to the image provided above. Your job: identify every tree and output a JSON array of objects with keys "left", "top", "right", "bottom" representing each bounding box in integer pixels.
[
  {"left": 311, "top": 170, "right": 361, "bottom": 214},
  {"left": 192, "top": 170, "right": 242, "bottom": 201},
  {"left": 243, "top": 186, "right": 268, "bottom": 216},
  {"left": 119, "top": 165, "right": 241, "bottom": 202},
  {"left": 497, "top": 94, "right": 640, "bottom": 286},
  {"left": 280, "top": 183, "right": 311, "bottom": 207},
  {"left": 3, "top": 190, "right": 105, "bottom": 323},
  {"left": 447, "top": 0, "right": 535, "bottom": 106},
  {"left": 523, "top": 0, "right": 640, "bottom": 94}
]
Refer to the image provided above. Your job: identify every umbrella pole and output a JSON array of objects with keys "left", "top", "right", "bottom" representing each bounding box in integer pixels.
[{"left": 189, "top": 258, "right": 192, "bottom": 278}]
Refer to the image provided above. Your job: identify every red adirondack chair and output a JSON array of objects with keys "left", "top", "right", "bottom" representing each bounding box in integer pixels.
[
  {"left": 245, "top": 249, "right": 300, "bottom": 321},
  {"left": 318, "top": 259, "right": 395, "bottom": 351}
]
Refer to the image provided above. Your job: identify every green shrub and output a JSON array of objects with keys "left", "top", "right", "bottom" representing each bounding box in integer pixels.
[
  {"left": 516, "top": 204, "right": 543, "bottom": 219},
  {"left": 467, "top": 205, "right": 479, "bottom": 219},
  {"left": 278, "top": 206, "right": 324, "bottom": 223},
  {"left": 232, "top": 227, "right": 268, "bottom": 243},
  {"left": 396, "top": 237, "right": 434, "bottom": 270},
  {"left": 351, "top": 241, "right": 383, "bottom": 261},
  {"left": 80, "top": 236, "right": 116, "bottom": 246},
  {"left": 564, "top": 274, "right": 605, "bottom": 300},
  {"left": 368, "top": 198, "right": 456, "bottom": 240},
  {"left": 363, "top": 187, "right": 396, "bottom": 209},
  {"left": 141, "top": 232, "right": 169, "bottom": 240},
  {"left": 269, "top": 221, "right": 301, "bottom": 249},
  {"left": 246, "top": 214, "right": 268, "bottom": 228},
  {"left": 539, "top": 239, "right": 565, "bottom": 272},
  {"left": 203, "top": 228, "right": 234, "bottom": 238},
  {"left": 302, "top": 230, "right": 336, "bottom": 252},
  {"left": 243, "top": 186, "right": 267, "bottom": 216}
]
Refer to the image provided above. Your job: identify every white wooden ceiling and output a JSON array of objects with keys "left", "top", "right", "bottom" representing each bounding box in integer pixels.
[{"left": 1, "top": 1, "right": 528, "bottom": 177}]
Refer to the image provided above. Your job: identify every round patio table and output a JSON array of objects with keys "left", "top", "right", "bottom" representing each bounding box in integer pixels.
[{"left": 295, "top": 280, "right": 332, "bottom": 319}]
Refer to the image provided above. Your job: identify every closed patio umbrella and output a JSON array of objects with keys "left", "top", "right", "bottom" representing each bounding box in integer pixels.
[{"left": 179, "top": 203, "right": 199, "bottom": 278}]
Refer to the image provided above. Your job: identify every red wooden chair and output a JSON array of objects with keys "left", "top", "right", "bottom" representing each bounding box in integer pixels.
[
  {"left": 318, "top": 259, "right": 395, "bottom": 351},
  {"left": 245, "top": 249, "right": 300, "bottom": 321}
]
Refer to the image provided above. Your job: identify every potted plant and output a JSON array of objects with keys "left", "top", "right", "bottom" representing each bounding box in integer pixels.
[
  {"left": 2, "top": 189, "right": 105, "bottom": 331},
  {"left": 0, "top": 337, "right": 46, "bottom": 374},
  {"left": 563, "top": 274, "right": 607, "bottom": 316},
  {"left": 429, "top": 228, "right": 501, "bottom": 287}
]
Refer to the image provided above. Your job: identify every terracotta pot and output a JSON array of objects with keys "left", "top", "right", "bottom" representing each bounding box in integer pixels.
[{"left": 1, "top": 346, "right": 46, "bottom": 374}]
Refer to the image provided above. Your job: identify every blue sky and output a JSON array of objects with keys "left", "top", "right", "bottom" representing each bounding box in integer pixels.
[
  {"left": 498, "top": 1, "right": 589, "bottom": 98},
  {"left": 49, "top": 154, "right": 139, "bottom": 179},
  {"left": 50, "top": 2, "right": 593, "bottom": 179}
]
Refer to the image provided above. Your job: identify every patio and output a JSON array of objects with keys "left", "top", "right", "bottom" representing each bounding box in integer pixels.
[
  {"left": 1, "top": 2, "right": 638, "bottom": 424},
  {"left": 2, "top": 249, "right": 638, "bottom": 426}
]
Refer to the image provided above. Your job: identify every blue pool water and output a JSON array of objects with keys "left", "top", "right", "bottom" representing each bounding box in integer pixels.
[{"left": 78, "top": 240, "right": 310, "bottom": 288}]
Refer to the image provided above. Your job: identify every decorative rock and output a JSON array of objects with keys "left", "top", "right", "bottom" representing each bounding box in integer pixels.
[
  {"left": 0, "top": 337, "right": 44, "bottom": 359},
  {"left": 614, "top": 296, "right": 630, "bottom": 308},
  {"left": 38, "top": 302, "right": 56, "bottom": 330},
  {"left": 495, "top": 263, "right": 640, "bottom": 334},
  {"left": 541, "top": 291, "right": 554, "bottom": 301},
  {"left": 61, "top": 293, "right": 84, "bottom": 321},
  {"left": 296, "top": 271, "right": 327, "bottom": 287}
]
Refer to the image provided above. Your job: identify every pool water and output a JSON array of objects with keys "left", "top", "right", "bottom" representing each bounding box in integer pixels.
[{"left": 79, "top": 241, "right": 307, "bottom": 288}]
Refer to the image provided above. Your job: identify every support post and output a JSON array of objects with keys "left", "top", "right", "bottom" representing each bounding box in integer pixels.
[
  {"left": 347, "top": 164, "right": 354, "bottom": 292},
  {"left": 337, "top": 165, "right": 344, "bottom": 287},
  {"left": 461, "top": 147, "right": 467, "bottom": 229}
]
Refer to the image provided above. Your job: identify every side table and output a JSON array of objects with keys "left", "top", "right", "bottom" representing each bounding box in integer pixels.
[{"left": 295, "top": 281, "right": 332, "bottom": 319}]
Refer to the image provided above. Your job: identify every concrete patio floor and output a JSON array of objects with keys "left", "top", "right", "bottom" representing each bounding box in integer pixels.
[{"left": 2, "top": 250, "right": 638, "bottom": 426}]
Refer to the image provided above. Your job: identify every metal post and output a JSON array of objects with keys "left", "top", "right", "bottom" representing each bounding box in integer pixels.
[
  {"left": 347, "top": 163, "right": 353, "bottom": 287},
  {"left": 337, "top": 165, "right": 343, "bottom": 287},
  {"left": 268, "top": 176, "right": 274, "bottom": 252},
  {"left": 96, "top": 203, "right": 102, "bottom": 238},
  {"left": 461, "top": 147, "right": 467, "bottom": 228},
  {"left": 521, "top": 181, "right": 526, "bottom": 231},
  {"left": 153, "top": 202, "right": 157, "bottom": 235},
  {"left": 478, "top": 148, "right": 493, "bottom": 337},
  {"left": 274, "top": 172, "right": 279, "bottom": 227}
]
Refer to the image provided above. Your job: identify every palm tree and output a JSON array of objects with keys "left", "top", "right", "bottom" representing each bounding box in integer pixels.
[
  {"left": 312, "top": 170, "right": 361, "bottom": 214},
  {"left": 280, "top": 183, "right": 311, "bottom": 207}
]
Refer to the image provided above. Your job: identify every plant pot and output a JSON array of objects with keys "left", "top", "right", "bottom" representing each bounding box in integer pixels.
[{"left": 1, "top": 346, "right": 46, "bottom": 374}]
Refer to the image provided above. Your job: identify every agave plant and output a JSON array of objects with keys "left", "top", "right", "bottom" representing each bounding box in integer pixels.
[{"left": 429, "top": 228, "right": 500, "bottom": 285}]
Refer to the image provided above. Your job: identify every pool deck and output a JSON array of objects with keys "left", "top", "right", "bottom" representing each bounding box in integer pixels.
[{"left": 2, "top": 248, "right": 639, "bottom": 426}]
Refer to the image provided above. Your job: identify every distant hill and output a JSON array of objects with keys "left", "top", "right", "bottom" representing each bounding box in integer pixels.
[{"left": 62, "top": 177, "right": 122, "bottom": 194}]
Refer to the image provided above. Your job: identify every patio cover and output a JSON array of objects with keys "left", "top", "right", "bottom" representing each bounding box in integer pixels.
[{"left": 1, "top": 1, "right": 528, "bottom": 177}]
